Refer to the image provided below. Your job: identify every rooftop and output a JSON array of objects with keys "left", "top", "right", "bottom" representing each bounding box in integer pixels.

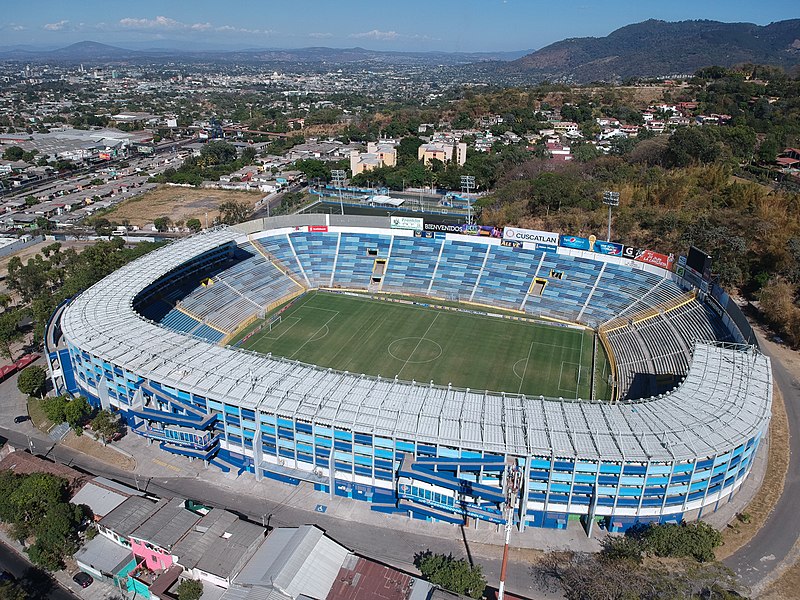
[
  {"left": 172, "top": 508, "right": 265, "bottom": 579},
  {"left": 130, "top": 497, "right": 200, "bottom": 550},
  {"left": 99, "top": 496, "right": 161, "bottom": 538},
  {"left": 236, "top": 525, "right": 349, "bottom": 600},
  {"left": 70, "top": 482, "right": 128, "bottom": 519}
]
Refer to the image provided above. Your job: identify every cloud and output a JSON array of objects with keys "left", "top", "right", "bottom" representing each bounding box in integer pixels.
[
  {"left": 44, "top": 20, "right": 69, "bottom": 31},
  {"left": 12, "top": 25, "right": 25, "bottom": 31},
  {"left": 308, "top": 32, "right": 334, "bottom": 39},
  {"left": 349, "top": 29, "right": 400, "bottom": 41},
  {"left": 119, "top": 16, "right": 212, "bottom": 31}
]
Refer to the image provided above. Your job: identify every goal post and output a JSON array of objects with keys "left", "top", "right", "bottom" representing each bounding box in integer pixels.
[{"left": 267, "top": 314, "right": 282, "bottom": 332}]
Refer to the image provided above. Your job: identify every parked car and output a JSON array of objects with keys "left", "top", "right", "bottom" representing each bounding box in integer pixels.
[
  {"left": 13, "top": 415, "right": 29, "bottom": 424},
  {"left": 0, "top": 570, "right": 15, "bottom": 582},
  {"left": 72, "top": 572, "right": 93, "bottom": 588}
]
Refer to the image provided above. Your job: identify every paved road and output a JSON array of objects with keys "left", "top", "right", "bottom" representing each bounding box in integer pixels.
[
  {"left": 724, "top": 336, "right": 800, "bottom": 593},
  {"left": 0, "top": 542, "right": 75, "bottom": 600}
]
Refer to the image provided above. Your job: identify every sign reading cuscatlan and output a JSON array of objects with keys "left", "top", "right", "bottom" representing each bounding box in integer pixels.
[{"left": 502, "top": 227, "right": 559, "bottom": 246}]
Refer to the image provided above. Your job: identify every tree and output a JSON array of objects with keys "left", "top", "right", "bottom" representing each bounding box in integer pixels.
[
  {"left": 0, "top": 293, "right": 12, "bottom": 310},
  {"left": 153, "top": 216, "right": 172, "bottom": 232},
  {"left": 17, "top": 366, "right": 47, "bottom": 398},
  {"left": 218, "top": 201, "right": 251, "bottom": 225},
  {"left": 186, "top": 218, "right": 202, "bottom": 232},
  {"left": 0, "top": 309, "right": 24, "bottom": 361},
  {"left": 414, "top": 552, "right": 486, "bottom": 599},
  {"left": 200, "top": 141, "right": 237, "bottom": 166},
  {"left": 63, "top": 397, "right": 91, "bottom": 431},
  {"left": 2, "top": 146, "right": 24, "bottom": 161},
  {"left": 42, "top": 395, "right": 68, "bottom": 424},
  {"left": 176, "top": 578, "right": 204, "bottom": 600},
  {"left": 0, "top": 580, "right": 28, "bottom": 600},
  {"left": 91, "top": 410, "right": 120, "bottom": 444}
]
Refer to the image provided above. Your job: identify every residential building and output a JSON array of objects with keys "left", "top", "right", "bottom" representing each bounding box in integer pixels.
[
  {"left": 349, "top": 141, "right": 397, "bottom": 175},
  {"left": 418, "top": 142, "right": 467, "bottom": 166}
]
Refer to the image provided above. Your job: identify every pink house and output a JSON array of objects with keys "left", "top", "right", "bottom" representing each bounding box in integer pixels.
[{"left": 98, "top": 497, "right": 200, "bottom": 573}]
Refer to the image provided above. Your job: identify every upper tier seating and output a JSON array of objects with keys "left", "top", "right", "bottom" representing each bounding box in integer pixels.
[{"left": 139, "top": 231, "right": 734, "bottom": 399}]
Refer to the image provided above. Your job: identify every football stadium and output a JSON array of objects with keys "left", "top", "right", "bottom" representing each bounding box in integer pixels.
[{"left": 46, "top": 214, "right": 772, "bottom": 532}]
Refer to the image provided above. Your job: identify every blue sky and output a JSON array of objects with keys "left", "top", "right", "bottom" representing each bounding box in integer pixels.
[{"left": 1, "top": 0, "right": 798, "bottom": 52}]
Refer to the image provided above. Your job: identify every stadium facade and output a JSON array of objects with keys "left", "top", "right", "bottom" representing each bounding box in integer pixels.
[{"left": 47, "top": 214, "right": 772, "bottom": 532}]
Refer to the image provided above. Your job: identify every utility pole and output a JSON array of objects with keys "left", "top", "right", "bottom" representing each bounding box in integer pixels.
[
  {"left": 602, "top": 190, "right": 620, "bottom": 242},
  {"left": 498, "top": 465, "right": 522, "bottom": 600}
]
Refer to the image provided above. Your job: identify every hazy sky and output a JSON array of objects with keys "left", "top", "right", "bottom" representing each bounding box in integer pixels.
[{"left": 2, "top": 0, "right": 798, "bottom": 52}]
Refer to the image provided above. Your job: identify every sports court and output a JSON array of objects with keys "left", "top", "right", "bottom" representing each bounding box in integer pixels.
[{"left": 232, "top": 291, "right": 611, "bottom": 399}]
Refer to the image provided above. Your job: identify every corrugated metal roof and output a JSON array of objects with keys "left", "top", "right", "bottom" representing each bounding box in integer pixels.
[{"left": 235, "top": 525, "right": 349, "bottom": 599}]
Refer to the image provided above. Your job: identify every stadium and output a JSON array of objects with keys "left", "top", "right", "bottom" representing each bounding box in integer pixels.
[{"left": 46, "top": 214, "right": 772, "bottom": 533}]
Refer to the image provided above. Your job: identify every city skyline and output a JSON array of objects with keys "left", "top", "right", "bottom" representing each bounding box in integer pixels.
[{"left": 1, "top": 0, "right": 797, "bottom": 53}]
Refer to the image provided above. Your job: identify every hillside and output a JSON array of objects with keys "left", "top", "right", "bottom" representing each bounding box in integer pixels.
[{"left": 506, "top": 19, "right": 800, "bottom": 82}]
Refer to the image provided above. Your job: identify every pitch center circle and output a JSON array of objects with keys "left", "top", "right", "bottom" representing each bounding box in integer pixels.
[{"left": 387, "top": 337, "right": 443, "bottom": 364}]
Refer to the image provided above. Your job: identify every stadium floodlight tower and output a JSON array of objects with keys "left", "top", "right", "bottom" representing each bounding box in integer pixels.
[
  {"left": 498, "top": 465, "right": 522, "bottom": 600},
  {"left": 461, "top": 175, "right": 475, "bottom": 224},
  {"left": 331, "top": 169, "right": 347, "bottom": 215},
  {"left": 603, "top": 190, "right": 620, "bottom": 241}
]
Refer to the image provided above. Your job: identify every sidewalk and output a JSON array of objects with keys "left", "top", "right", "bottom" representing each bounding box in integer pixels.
[{"left": 114, "top": 432, "right": 601, "bottom": 554}]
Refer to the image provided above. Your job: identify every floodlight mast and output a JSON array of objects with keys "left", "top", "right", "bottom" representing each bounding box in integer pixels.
[
  {"left": 331, "top": 170, "right": 347, "bottom": 215},
  {"left": 498, "top": 465, "right": 522, "bottom": 600},
  {"left": 602, "top": 190, "right": 620, "bottom": 242},
  {"left": 461, "top": 175, "right": 475, "bottom": 225}
]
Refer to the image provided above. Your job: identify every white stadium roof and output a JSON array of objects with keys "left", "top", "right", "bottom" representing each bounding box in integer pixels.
[{"left": 61, "top": 224, "right": 772, "bottom": 463}]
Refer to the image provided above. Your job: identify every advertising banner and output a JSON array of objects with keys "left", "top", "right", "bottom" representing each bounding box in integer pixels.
[
  {"left": 593, "top": 240, "right": 624, "bottom": 256},
  {"left": 413, "top": 230, "right": 435, "bottom": 239},
  {"left": 634, "top": 249, "right": 674, "bottom": 270},
  {"left": 391, "top": 216, "right": 423, "bottom": 230},
  {"left": 424, "top": 221, "right": 502, "bottom": 237},
  {"left": 621, "top": 245, "right": 639, "bottom": 260},
  {"left": 559, "top": 234, "right": 592, "bottom": 251},
  {"left": 423, "top": 221, "right": 465, "bottom": 234},
  {"left": 501, "top": 239, "right": 523, "bottom": 248},
  {"left": 503, "top": 227, "right": 559, "bottom": 246},
  {"left": 308, "top": 225, "right": 328, "bottom": 232}
]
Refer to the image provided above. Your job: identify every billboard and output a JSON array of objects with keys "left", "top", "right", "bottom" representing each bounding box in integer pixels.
[
  {"left": 391, "top": 216, "right": 423, "bottom": 230},
  {"left": 592, "top": 240, "right": 624, "bottom": 256},
  {"left": 559, "top": 234, "right": 592, "bottom": 251},
  {"left": 634, "top": 249, "right": 674, "bottom": 270},
  {"left": 501, "top": 239, "right": 523, "bottom": 248},
  {"left": 621, "top": 245, "right": 638, "bottom": 260},
  {"left": 687, "top": 246, "right": 712, "bottom": 280},
  {"left": 308, "top": 225, "right": 328, "bottom": 232},
  {"left": 423, "top": 221, "right": 466, "bottom": 234},
  {"left": 503, "top": 227, "right": 559, "bottom": 246}
]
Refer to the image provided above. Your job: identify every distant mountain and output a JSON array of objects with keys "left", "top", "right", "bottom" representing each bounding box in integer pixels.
[
  {"left": 47, "top": 41, "right": 141, "bottom": 61},
  {"left": 0, "top": 41, "right": 529, "bottom": 66},
  {"left": 505, "top": 19, "right": 800, "bottom": 82}
]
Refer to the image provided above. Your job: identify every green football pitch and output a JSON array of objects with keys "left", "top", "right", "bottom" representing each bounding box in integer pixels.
[{"left": 231, "top": 291, "right": 612, "bottom": 400}]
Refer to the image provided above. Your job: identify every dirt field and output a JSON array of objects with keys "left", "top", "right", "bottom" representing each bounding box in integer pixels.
[
  {"left": 62, "top": 430, "right": 136, "bottom": 471},
  {"left": 102, "top": 185, "right": 262, "bottom": 228}
]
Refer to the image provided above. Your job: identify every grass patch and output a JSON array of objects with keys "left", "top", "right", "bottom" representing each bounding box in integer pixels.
[
  {"left": 232, "top": 290, "right": 608, "bottom": 399},
  {"left": 26, "top": 397, "right": 53, "bottom": 433}
]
